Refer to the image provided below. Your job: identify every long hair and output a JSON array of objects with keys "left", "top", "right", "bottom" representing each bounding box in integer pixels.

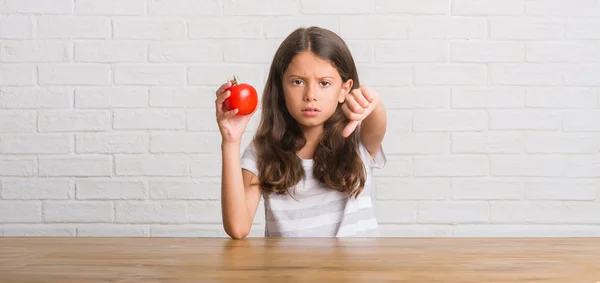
[{"left": 253, "top": 26, "right": 366, "bottom": 198}]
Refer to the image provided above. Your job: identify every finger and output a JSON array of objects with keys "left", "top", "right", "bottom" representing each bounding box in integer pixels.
[
  {"left": 341, "top": 103, "right": 362, "bottom": 121},
  {"left": 345, "top": 95, "right": 365, "bottom": 114},
  {"left": 222, "top": 108, "right": 238, "bottom": 118},
  {"left": 215, "top": 90, "right": 231, "bottom": 114},
  {"left": 352, "top": 89, "right": 370, "bottom": 108},
  {"left": 342, "top": 120, "right": 360, "bottom": 138},
  {"left": 361, "top": 85, "right": 374, "bottom": 102},
  {"left": 215, "top": 80, "right": 232, "bottom": 97}
]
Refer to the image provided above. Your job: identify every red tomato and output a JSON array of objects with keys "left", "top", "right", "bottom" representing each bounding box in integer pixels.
[{"left": 224, "top": 76, "right": 258, "bottom": 116}]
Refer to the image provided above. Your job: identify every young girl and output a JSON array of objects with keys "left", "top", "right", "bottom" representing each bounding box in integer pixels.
[{"left": 215, "top": 26, "right": 387, "bottom": 239}]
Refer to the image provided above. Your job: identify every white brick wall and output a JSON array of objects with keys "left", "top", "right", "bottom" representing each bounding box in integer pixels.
[{"left": 1, "top": 0, "right": 599, "bottom": 238}]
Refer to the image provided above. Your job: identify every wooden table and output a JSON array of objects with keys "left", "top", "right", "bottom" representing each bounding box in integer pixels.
[{"left": 0, "top": 237, "right": 599, "bottom": 282}]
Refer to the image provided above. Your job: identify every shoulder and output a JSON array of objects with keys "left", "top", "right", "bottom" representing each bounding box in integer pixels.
[{"left": 241, "top": 139, "right": 259, "bottom": 176}]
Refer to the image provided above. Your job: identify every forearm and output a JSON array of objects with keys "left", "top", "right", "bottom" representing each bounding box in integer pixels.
[
  {"left": 361, "top": 99, "right": 387, "bottom": 146},
  {"left": 220, "top": 141, "right": 251, "bottom": 238}
]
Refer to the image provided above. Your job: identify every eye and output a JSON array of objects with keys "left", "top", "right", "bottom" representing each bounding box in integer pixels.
[
  {"left": 292, "top": 79, "right": 304, "bottom": 86},
  {"left": 320, "top": 81, "right": 331, "bottom": 87}
]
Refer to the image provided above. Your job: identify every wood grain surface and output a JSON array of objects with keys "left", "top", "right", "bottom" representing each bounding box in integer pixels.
[{"left": 0, "top": 237, "right": 599, "bottom": 282}]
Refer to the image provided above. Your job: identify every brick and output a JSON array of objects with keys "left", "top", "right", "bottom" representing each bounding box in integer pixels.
[
  {"left": 149, "top": 87, "right": 209, "bottom": 109},
  {"left": 491, "top": 155, "right": 564, "bottom": 177},
  {"left": 357, "top": 65, "right": 413, "bottom": 86},
  {"left": 2, "top": 224, "right": 75, "bottom": 236},
  {"left": 1, "top": 40, "right": 71, "bottom": 62},
  {"left": 340, "top": 16, "right": 409, "bottom": 39},
  {"left": 44, "top": 201, "right": 113, "bottom": 222},
  {"left": 0, "top": 15, "right": 33, "bottom": 39},
  {"left": 77, "top": 224, "right": 150, "bottom": 237},
  {"left": 452, "top": 0, "right": 524, "bottom": 15},
  {"left": 150, "top": 179, "right": 219, "bottom": 200},
  {"left": 76, "top": 133, "right": 149, "bottom": 154},
  {"left": 76, "top": 179, "right": 147, "bottom": 200},
  {"left": 75, "top": 41, "right": 147, "bottom": 62},
  {"left": 150, "top": 132, "right": 220, "bottom": 153},
  {"left": 75, "top": 87, "right": 148, "bottom": 108},
  {"left": 526, "top": 42, "right": 600, "bottom": 63},
  {"left": 451, "top": 41, "right": 524, "bottom": 62},
  {"left": 188, "top": 17, "right": 260, "bottom": 39},
  {"left": 113, "top": 18, "right": 186, "bottom": 40},
  {"left": 452, "top": 132, "right": 523, "bottom": 154},
  {"left": 452, "top": 87, "right": 525, "bottom": 108},
  {"left": 490, "top": 18, "right": 563, "bottom": 39},
  {"left": 563, "top": 110, "right": 600, "bottom": 131},
  {"left": 526, "top": 133, "right": 599, "bottom": 154},
  {"left": 525, "top": 0, "right": 600, "bottom": 16},
  {"left": 149, "top": 41, "right": 222, "bottom": 63},
  {"left": 37, "top": 16, "right": 110, "bottom": 39},
  {"left": 75, "top": 0, "right": 146, "bottom": 15},
  {"left": 489, "top": 110, "right": 561, "bottom": 130},
  {"left": 376, "top": 0, "right": 449, "bottom": 14},
  {"left": 188, "top": 201, "right": 222, "bottom": 223},
  {"left": 565, "top": 156, "right": 600, "bottom": 177},
  {"left": 377, "top": 87, "right": 449, "bottom": 109},
  {"left": 525, "top": 179, "right": 596, "bottom": 200},
  {"left": 490, "top": 201, "right": 600, "bottom": 224},
  {"left": 0, "top": 157, "right": 36, "bottom": 176},
  {"left": 113, "top": 109, "right": 186, "bottom": 130},
  {"left": 224, "top": 40, "right": 280, "bottom": 63},
  {"left": 0, "top": 201, "right": 41, "bottom": 222},
  {"left": 38, "top": 110, "right": 110, "bottom": 132},
  {"left": 1, "top": 179, "right": 73, "bottom": 199},
  {"left": 373, "top": 155, "right": 412, "bottom": 177},
  {"left": 151, "top": 224, "right": 251, "bottom": 237},
  {"left": 376, "top": 178, "right": 450, "bottom": 200},
  {"left": 566, "top": 21, "right": 600, "bottom": 39},
  {"left": 0, "top": 64, "right": 36, "bottom": 86},
  {"left": 414, "top": 64, "right": 486, "bottom": 85},
  {"left": 0, "top": 0, "right": 73, "bottom": 13},
  {"left": 187, "top": 110, "right": 222, "bottom": 132},
  {"left": 526, "top": 87, "right": 598, "bottom": 108},
  {"left": 453, "top": 225, "right": 600, "bottom": 237},
  {"left": 375, "top": 41, "right": 447, "bottom": 62},
  {"left": 115, "top": 201, "right": 188, "bottom": 223},
  {"left": 187, "top": 65, "right": 265, "bottom": 86},
  {"left": 264, "top": 17, "right": 338, "bottom": 39},
  {"left": 114, "top": 64, "right": 185, "bottom": 86},
  {"left": 0, "top": 111, "right": 36, "bottom": 132},
  {"left": 115, "top": 155, "right": 190, "bottom": 177},
  {"left": 301, "top": 0, "right": 372, "bottom": 14},
  {"left": 414, "top": 156, "right": 489, "bottom": 177},
  {"left": 374, "top": 201, "right": 417, "bottom": 223},
  {"left": 381, "top": 110, "right": 411, "bottom": 132},
  {"left": 380, "top": 225, "right": 453, "bottom": 237},
  {"left": 411, "top": 17, "right": 486, "bottom": 39},
  {"left": 418, "top": 201, "right": 489, "bottom": 223},
  {"left": 38, "top": 64, "right": 111, "bottom": 86},
  {"left": 39, "top": 156, "right": 111, "bottom": 177},
  {"left": 0, "top": 87, "right": 72, "bottom": 109},
  {"left": 225, "top": 0, "right": 298, "bottom": 15},
  {"left": 452, "top": 178, "right": 523, "bottom": 200},
  {"left": 346, "top": 41, "right": 373, "bottom": 63},
  {"left": 190, "top": 154, "right": 222, "bottom": 177},
  {"left": 489, "top": 64, "right": 563, "bottom": 86},
  {"left": 383, "top": 133, "right": 449, "bottom": 154},
  {"left": 413, "top": 110, "right": 486, "bottom": 132},
  {"left": 1, "top": 134, "right": 73, "bottom": 154},
  {"left": 148, "top": 0, "right": 220, "bottom": 16},
  {"left": 565, "top": 65, "right": 600, "bottom": 86}
]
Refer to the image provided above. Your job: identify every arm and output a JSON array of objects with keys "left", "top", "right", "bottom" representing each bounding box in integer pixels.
[
  {"left": 220, "top": 141, "right": 262, "bottom": 239},
  {"left": 360, "top": 98, "right": 387, "bottom": 158}
]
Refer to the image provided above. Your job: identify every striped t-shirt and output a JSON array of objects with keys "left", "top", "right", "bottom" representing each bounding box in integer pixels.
[{"left": 240, "top": 140, "right": 386, "bottom": 237}]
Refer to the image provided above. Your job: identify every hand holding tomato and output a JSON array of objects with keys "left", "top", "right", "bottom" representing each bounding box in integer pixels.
[
  {"left": 215, "top": 76, "right": 259, "bottom": 144},
  {"left": 341, "top": 85, "right": 380, "bottom": 138}
]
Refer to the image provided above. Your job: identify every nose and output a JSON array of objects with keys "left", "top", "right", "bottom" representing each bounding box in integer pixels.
[{"left": 303, "top": 83, "right": 317, "bottom": 101}]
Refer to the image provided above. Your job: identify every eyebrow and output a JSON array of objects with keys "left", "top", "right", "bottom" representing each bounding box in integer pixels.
[{"left": 286, "top": 74, "right": 336, "bottom": 80}]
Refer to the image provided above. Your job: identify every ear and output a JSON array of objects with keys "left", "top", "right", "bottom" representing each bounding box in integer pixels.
[{"left": 338, "top": 79, "right": 353, "bottom": 103}]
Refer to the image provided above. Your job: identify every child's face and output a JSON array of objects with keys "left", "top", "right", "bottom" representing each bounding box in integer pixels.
[{"left": 282, "top": 51, "right": 352, "bottom": 132}]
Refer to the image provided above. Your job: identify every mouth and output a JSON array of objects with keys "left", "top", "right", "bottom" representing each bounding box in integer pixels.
[{"left": 301, "top": 107, "right": 320, "bottom": 113}]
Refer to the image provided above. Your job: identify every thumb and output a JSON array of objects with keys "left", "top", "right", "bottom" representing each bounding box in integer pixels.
[{"left": 342, "top": 120, "right": 360, "bottom": 138}]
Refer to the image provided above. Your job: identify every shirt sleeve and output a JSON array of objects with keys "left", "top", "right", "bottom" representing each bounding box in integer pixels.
[
  {"left": 359, "top": 141, "right": 387, "bottom": 170},
  {"left": 240, "top": 140, "right": 259, "bottom": 176}
]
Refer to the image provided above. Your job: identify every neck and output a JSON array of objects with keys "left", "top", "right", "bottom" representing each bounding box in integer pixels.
[{"left": 297, "top": 125, "right": 323, "bottom": 159}]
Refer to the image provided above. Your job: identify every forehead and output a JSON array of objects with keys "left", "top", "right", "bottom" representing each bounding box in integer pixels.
[{"left": 284, "top": 51, "right": 340, "bottom": 78}]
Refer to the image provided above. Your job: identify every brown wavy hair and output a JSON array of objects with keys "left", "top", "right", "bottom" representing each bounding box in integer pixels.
[{"left": 253, "top": 26, "right": 366, "bottom": 199}]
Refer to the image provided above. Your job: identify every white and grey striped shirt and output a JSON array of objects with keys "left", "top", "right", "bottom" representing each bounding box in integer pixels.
[{"left": 241, "top": 140, "right": 386, "bottom": 237}]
